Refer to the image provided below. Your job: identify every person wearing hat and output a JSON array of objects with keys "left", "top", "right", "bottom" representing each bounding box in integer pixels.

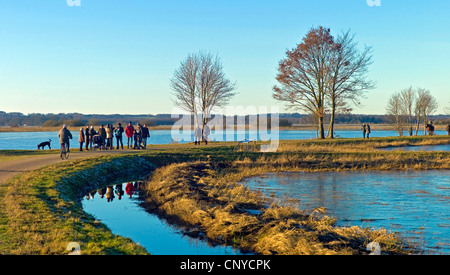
[{"left": 58, "top": 124, "right": 73, "bottom": 152}]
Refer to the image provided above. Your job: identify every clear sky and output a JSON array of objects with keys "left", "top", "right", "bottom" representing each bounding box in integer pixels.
[{"left": 0, "top": 0, "right": 449, "bottom": 115}]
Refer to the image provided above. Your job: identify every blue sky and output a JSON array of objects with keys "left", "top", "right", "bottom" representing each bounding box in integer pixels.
[{"left": 0, "top": 0, "right": 449, "bottom": 115}]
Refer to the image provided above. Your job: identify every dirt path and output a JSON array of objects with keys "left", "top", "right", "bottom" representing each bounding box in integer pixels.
[{"left": 0, "top": 149, "right": 136, "bottom": 184}]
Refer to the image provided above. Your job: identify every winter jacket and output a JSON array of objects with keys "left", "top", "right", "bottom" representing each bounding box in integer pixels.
[
  {"left": 125, "top": 125, "right": 135, "bottom": 138},
  {"left": 78, "top": 130, "right": 85, "bottom": 143},
  {"left": 58, "top": 128, "right": 73, "bottom": 144}
]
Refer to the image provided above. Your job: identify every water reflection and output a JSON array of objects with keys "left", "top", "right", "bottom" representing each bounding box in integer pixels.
[
  {"left": 379, "top": 144, "right": 450, "bottom": 152},
  {"left": 82, "top": 182, "right": 244, "bottom": 255},
  {"left": 243, "top": 170, "right": 450, "bottom": 255}
]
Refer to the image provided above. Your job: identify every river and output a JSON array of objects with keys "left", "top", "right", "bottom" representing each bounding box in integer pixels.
[{"left": 1, "top": 129, "right": 448, "bottom": 150}]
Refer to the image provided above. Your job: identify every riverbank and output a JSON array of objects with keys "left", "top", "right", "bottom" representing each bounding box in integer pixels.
[
  {"left": 1, "top": 123, "right": 449, "bottom": 132},
  {"left": 0, "top": 137, "right": 448, "bottom": 254}
]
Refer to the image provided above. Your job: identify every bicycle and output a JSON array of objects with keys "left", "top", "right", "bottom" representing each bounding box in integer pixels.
[{"left": 60, "top": 143, "right": 70, "bottom": 160}]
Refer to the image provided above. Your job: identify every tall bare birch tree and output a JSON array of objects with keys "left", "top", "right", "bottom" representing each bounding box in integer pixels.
[
  {"left": 399, "top": 87, "right": 416, "bottom": 136},
  {"left": 171, "top": 51, "right": 236, "bottom": 139},
  {"left": 171, "top": 53, "right": 200, "bottom": 127}
]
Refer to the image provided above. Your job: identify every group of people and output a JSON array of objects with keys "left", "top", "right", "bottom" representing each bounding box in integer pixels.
[
  {"left": 59, "top": 122, "right": 151, "bottom": 152},
  {"left": 194, "top": 124, "right": 210, "bottom": 145},
  {"left": 362, "top": 123, "right": 371, "bottom": 138},
  {"left": 79, "top": 122, "right": 150, "bottom": 151},
  {"left": 85, "top": 182, "right": 145, "bottom": 202}
]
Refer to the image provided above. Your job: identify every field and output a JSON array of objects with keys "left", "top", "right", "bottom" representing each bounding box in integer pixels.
[{"left": 0, "top": 135, "right": 448, "bottom": 255}]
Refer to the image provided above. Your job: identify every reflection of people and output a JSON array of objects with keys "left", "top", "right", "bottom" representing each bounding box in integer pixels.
[
  {"left": 125, "top": 182, "right": 135, "bottom": 198},
  {"left": 85, "top": 191, "right": 95, "bottom": 200},
  {"left": 106, "top": 186, "right": 115, "bottom": 202},
  {"left": 115, "top": 184, "right": 124, "bottom": 200},
  {"left": 97, "top": 187, "right": 106, "bottom": 199}
]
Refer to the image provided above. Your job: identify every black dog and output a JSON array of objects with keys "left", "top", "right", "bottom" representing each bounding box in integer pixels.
[{"left": 37, "top": 139, "right": 52, "bottom": 150}]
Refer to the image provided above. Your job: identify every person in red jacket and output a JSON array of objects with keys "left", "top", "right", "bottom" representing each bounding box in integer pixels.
[
  {"left": 125, "top": 122, "right": 135, "bottom": 149},
  {"left": 125, "top": 182, "right": 135, "bottom": 198}
]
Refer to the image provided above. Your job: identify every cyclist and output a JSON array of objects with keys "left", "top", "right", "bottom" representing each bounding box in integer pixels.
[{"left": 58, "top": 124, "right": 73, "bottom": 153}]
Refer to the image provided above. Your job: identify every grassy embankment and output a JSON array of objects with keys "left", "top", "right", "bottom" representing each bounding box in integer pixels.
[{"left": 0, "top": 135, "right": 448, "bottom": 255}]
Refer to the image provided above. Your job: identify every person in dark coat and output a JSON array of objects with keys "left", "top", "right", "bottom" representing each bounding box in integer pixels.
[
  {"left": 115, "top": 123, "right": 124, "bottom": 149},
  {"left": 447, "top": 124, "right": 450, "bottom": 136},
  {"left": 58, "top": 124, "right": 73, "bottom": 152},
  {"left": 89, "top": 126, "right": 96, "bottom": 150},
  {"left": 84, "top": 124, "right": 90, "bottom": 151},
  {"left": 141, "top": 124, "right": 150, "bottom": 149},
  {"left": 98, "top": 125, "right": 107, "bottom": 150}
]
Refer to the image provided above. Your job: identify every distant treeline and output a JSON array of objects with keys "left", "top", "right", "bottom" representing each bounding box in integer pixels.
[{"left": 0, "top": 111, "right": 449, "bottom": 127}]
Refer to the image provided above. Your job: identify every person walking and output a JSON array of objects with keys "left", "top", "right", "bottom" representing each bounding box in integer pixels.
[
  {"left": 115, "top": 123, "right": 124, "bottom": 149},
  {"left": 362, "top": 124, "right": 367, "bottom": 138},
  {"left": 78, "top": 128, "right": 85, "bottom": 151},
  {"left": 125, "top": 122, "right": 135, "bottom": 149},
  {"left": 84, "top": 124, "right": 90, "bottom": 151},
  {"left": 58, "top": 124, "right": 73, "bottom": 152}
]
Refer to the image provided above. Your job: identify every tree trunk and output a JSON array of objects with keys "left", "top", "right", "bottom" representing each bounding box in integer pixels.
[
  {"left": 318, "top": 116, "right": 325, "bottom": 139},
  {"left": 328, "top": 102, "right": 336, "bottom": 139}
]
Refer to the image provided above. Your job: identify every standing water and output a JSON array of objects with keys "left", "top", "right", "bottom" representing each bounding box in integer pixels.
[
  {"left": 242, "top": 170, "right": 450, "bottom": 255},
  {"left": 82, "top": 182, "right": 244, "bottom": 255}
]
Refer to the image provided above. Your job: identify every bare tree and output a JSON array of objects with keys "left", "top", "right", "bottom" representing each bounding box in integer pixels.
[
  {"left": 273, "top": 27, "right": 374, "bottom": 139},
  {"left": 273, "top": 27, "right": 336, "bottom": 139},
  {"left": 399, "top": 87, "right": 416, "bottom": 136},
  {"left": 415, "top": 88, "right": 438, "bottom": 135},
  {"left": 197, "top": 52, "right": 237, "bottom": 136},
  {"left": 326, "top": 30, "right": 375, "bottom": 138},
  {"left": 170, "top": 53, "right": 200, "bottom": 127},
  {"left": 386, "top": 92, "right": 405, "bottom": 136},
  {"left": 171, "top": 51, "right": 236, "bottom": 140}
]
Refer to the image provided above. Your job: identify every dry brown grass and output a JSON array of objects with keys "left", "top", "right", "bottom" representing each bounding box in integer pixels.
[{"left": 141, "top": 160, "right": 411, "bottom": 255}]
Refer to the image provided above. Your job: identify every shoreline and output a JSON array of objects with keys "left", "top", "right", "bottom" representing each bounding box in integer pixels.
[{"left": 0, "top": 124, "right": 448, "bottom": 132}]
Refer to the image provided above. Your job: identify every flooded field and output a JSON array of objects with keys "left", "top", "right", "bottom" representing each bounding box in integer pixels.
[
  {"left": 81, "top": 182, "right": 244, "bottom": 255},
  {"left": 242, "top": 170, "right": 450, "bottom": 255}
]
